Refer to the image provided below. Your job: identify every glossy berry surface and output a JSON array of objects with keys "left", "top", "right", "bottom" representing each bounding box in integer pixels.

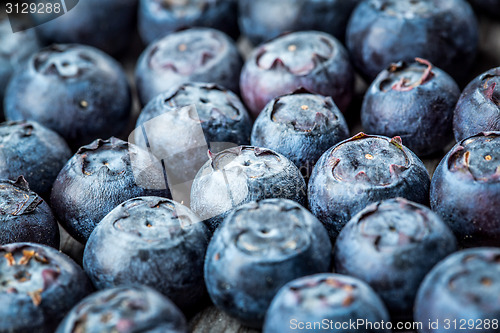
[
  {"left": 4, "top": 44, "right": 131, "bottom": 149},
  {"left": 135, "top": 28, "right": 242, "bottom": 105},
  {"left": 308, "top": 133, "right": 430, "bottom": 240},
  {"left": 361, "top": 58, "right": 460, "bottom": 156},
  {"left": 51, "top": 137, "right": 170, "bottom": 243},
  {"left": 240, "top": 31, "right": 354, "bottom": 117},
  {"left": 251, "top": 91, "right": 349, "bottom": 178},
  {"left": 205, "top": 199, "right": 332, "bottom": 328},
  {"left": 334, "top": 198, "right": 457, "bottom": 317},
  {"left": 415, "top": 248, "right": 500, "bottom": 333},
  {"left": 263, "top": 273, "right": 390, "bottom": 333},
  {"left": 430, "top": 132, "right": 500, "bottom": 247},
  {"left": 0, "top": 242, "right": 92, "bottom": 333},
  {"left": 453, "top": 67, "right": 500, "bottom": 141}
]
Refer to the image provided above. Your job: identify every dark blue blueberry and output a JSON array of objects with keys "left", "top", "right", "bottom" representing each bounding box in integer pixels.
[
  {"left": 83, "top": 197, "right": 209, "bottom": 313},
  {"left": 308, "top": 133, "right": 431, "bottom": 240},
  {"left": 240, "top": 31, "right": 354, "bottom": 117},
  {"left": 4, "top": 44, "right": 131, "bottom": 149},
  {"left": 362, "top": 58, "right": 460, "bottom": 156},
  {"left": 469, "top": 0, "right": 500, "bottom": 17},
  {"left": 263, "top": 273, "right": 391, "bottom": 333},
  {"left": 414, "top": 248, "right": 500, "bottom": 333},
  {"left": 430, "top": 132, "right": 500, "bottom": 247},
  {"left": 190, "top": 146, "right": 307, "bottom": 232},
  {"left": 334, "top": 198, "right": 457, "bottom": 318},
  {"left": 51, "top": 137, "right": 170, "bottom": 243},
  {"left": 453, "top": 67, "right": 500, "bottom": 141},
  {"left": 0, "top": 242, "right": 92, "bottom": 333},
  {"left": 204, "top": 199, "right": 332, "bottom": 328},
  {"left": 346, "top": 0, "right": 479, "bottom": 82},
  {"left": 56, "top": 285, "right": 188, "bottom": 333},
  {"left": 0, "top": 121, "right": 71, "bottom": 199},
  {"left": 135, "top": 28, "right": 242, "bottom": 106},
  {"left": 139, "top": 0, "right": 239, "bottom": 45}
]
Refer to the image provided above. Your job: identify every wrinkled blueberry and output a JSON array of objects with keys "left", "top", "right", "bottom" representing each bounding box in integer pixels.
[
  {"left": 362, "top": 58, "right": 460, "bottom": 156},
  {"left": 190, "top": 146, "right": 307, "bottom": 232},
  {"left": 308, "top": 133, "right": 430, "bottom": 240},
  {"left": 346, "top": 0, "right": 479, "bottom": 82},
  {"left": 0, "top": 121, "right": 71, "bottom": 199},
  {"left": 135, "top": 28, "right": 242, "bottom": 105},
  {"left": 251, "top": 90, "right": 349, "bottom": 179},
  {"left": 415, "top": 248, "right": 500, "bottom": 333},
  {"left": 0, "top": 242, "right": 92, "bottom": 333},
  {"left": 453, "top": 67, "right": 500, "bottom": 141},
  {"left": 240, "top": 31, "right": 354, "bottom": 117},
  {"left": 334, "top": 198, "right": 457, "bottom": 318},
  {"left": 263, "top": 273, "right": 391, "bottom": 333},
  {"left": 205, "top": 199, "right": 332, "bottom": 328},
  {"left": 430, "top": 132, "right": 500, "bottom": 247},
  {"left": 139, "top": 0, "right": 238, "bottom": 45},
  {"left": 51, "top": 137, "right": 170, "bottom": 243}
]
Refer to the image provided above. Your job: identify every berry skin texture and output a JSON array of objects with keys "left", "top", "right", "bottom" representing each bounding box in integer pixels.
[
  {"left": 240, "top": 31, "right": 354, "bottom": 117},
  {"left": 361, "top": 58, "right": 460, "bottom": 156},
  {"left": 430, "top": 132, "right": 500, "bottom": 247},
  {"left": 453, "top": 67, "right": 500, "bottom": 142},
  {"left": 308, "top": 133, "right": 430, "bottom": 241},
  {"left": 83, "top": 197, "right": 210, "bottom": 313},
  {"left": 263, "top": 273, "right": 391, "bottom": 333},
  {"left": 4, "top": 44, "right": 132, "bottom": 149},
  {"left": 334, "top": 198, "right": 458, "bottom": 318},
  {"left": 204, "top": 199, "right": 332, "bottom": 328},
  {"left": 414, "top": 248, "right": 500, "bottom": 333}
]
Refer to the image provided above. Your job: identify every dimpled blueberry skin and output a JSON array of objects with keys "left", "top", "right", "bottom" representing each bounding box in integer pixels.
[
  {"left": 238, "top": 0, "right": 362, "bottom": 45},
  {"left": 83, "top": 197, "right": 210, "bottom": 313},
  {"left": 251, "top": 91, "right": 349, "bottom": 178},
  {"left": 308, "top": 133, "right": 430, "bottom": 241},
  {"left": 135, "top": 28, "right": 242, "bottom": 105},
  {"left": 0, "top": 242, "right": 92, "bottom": 333},
  {"left": 190, "top": 146, "right": 307, "bottom": 232},
  {"left": 139, "top": 0, "right": 238, "bottom": 45},
  {"left": 263, "top": 273, "right": 390, "bottom": 333},
  {"left": 346, "top": 0, "right": 479, "bottom": 82},
  {"left": 56, "top": 285, "right": 188, "bottom": 333},
  {"left": 205, "top": 199, "right": 332, "bottom": 328},
  {"left": 0, "top": 121, "right": 71, "bottom": 199},
  {"left": 240, "top": 31, "right": 354, "bottom": 118},
  {"left": 51, "top": 137, "right": 170, "bottom": 243},
  {"left": 4, "top": 44, "right": 131, "bottom": 149},
  {"left": 334, "top": 198, "right": 457, "bottom": 318},
  {"left": 453, "top": 67, "right": 500, "bottom": 142},
  {"left": 430, "top": 132, "right": 500, "bottom": 247},
  {"left": 415, "top": 248, "right": 500, "bottom": 333},
  {"left": 362, "top": 58, "right": 460, "bottom": 156}
]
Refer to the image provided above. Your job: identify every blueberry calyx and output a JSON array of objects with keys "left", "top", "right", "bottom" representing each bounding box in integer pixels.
[
  {"left": 484, "top": 82, "right": 498, "bottom": 105},
  {"left": 209, "top": 146, "right": 280, "bottom": 172},
  {"left": 0, "top": 176, "right": 43, "bottom": 216},
  {"left": 385, "top": 58, "right": 435, "bottom": 92},
  {"left": 33, "top": 45, "right": 94, "bottom": 79}
]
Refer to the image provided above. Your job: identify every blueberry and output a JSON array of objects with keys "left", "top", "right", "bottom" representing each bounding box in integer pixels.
[
  {"left": 139, "top": 0, "right": 239, "bottom": 45},
  {"left": 0, "top": 242, "right": 92, "bottom": 333},
  {"left": 190, "top": 146, "right": 307, "bottom": 232},
  {"left": 308, "top": 133, "right": 430, "bottom": 240},
  {"left": 204, "top": 199, "right": 332, "bottom": 328},
  {"left": 135, "top": 28, "right": 242, "bottom": 106},
  {"left": 453, "top": 67, "right": 500, "bottom": 141},
  {"left": 334, "top": 198, "right": 457, "bottom": 318},
  {"left": 240, "top": 31, "right": 354, "bottom": 117},
  {"left": 263, "top": 273, "right": 391, "bottom": 333},
  {"left": 346, "top": 0, "right": 479, "bottom": 82},
  {"left": 430, "top": 132, "right": 500, "bottom": 247},
  {"left": 414, "top": 248, "right": 500, "bottom": 333},
  {"left": 51, "top": 137, "right": 170, "bottom": 243},
  {"left": 251, "top": 90, "right": 349, "bottom": 179},
  {"left": 4, "top": 44, "right": 131, "bottom": 149},
  {"left": 83, "top": 196, "right": 209, "bottom": 313}
]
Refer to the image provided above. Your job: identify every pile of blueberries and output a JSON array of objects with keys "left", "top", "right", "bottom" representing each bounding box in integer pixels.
[{"left": 0, "top": 0, "right": 499, "bottom": 332}]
